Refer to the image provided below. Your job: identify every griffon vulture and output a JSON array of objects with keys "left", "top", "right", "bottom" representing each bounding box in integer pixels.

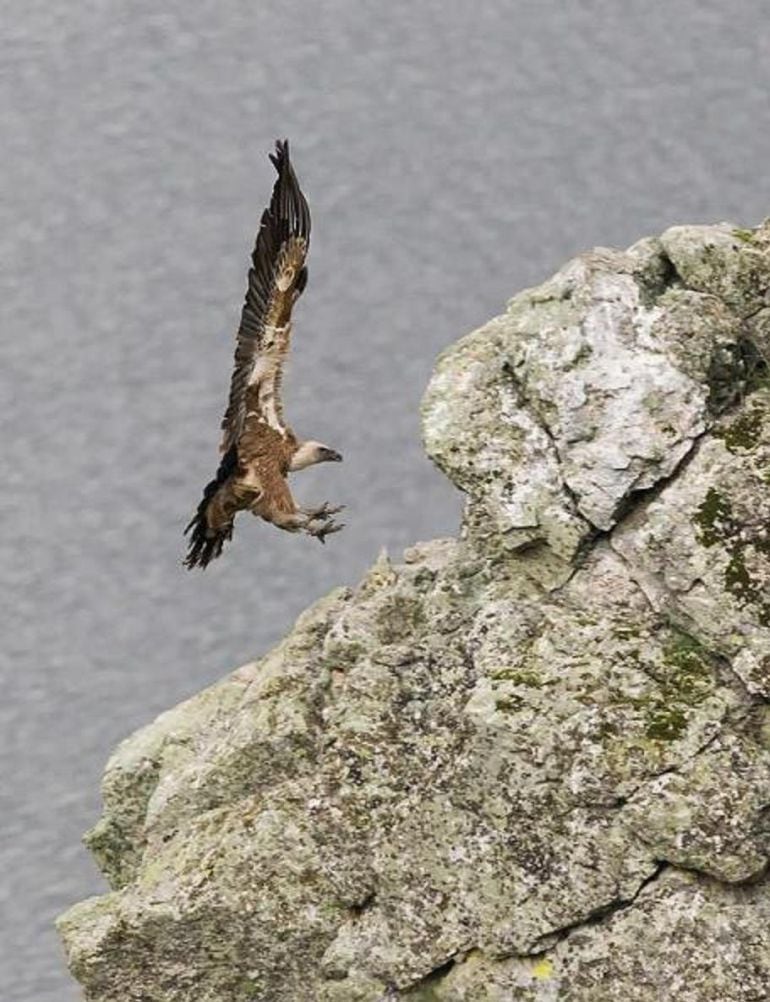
[{"left": 184, "top": 140, "right": 343, "bottom": 569}]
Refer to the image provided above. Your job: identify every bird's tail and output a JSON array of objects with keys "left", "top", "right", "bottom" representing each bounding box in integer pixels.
[{"left": 183, "top": 447, "right": 238, "bottom": 570}]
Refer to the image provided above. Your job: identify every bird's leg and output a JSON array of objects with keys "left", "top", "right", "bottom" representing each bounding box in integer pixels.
[
  {"left": 268, "top": 508, "right": 345, "bottom": 541},
  {"left": 269, "top": 510, "right": 309, "bottom": 534}
]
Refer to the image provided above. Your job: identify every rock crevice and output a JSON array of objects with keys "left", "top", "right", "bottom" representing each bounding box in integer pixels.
[{"left": 59, "top": 222, "right": 770, "bottom": 1001}]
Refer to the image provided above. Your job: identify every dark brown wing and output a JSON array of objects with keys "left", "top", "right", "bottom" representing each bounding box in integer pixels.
[
  {"left": 220, "top": 139, "right": 311, "bottom": 453},
  {"left": 184, "top": 140, "right": 310, "bottom": 570}
]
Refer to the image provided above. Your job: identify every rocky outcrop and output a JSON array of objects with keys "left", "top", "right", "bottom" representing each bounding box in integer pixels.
[{"left": 58, "top": 222, "right": 770, "bottom": 1001}]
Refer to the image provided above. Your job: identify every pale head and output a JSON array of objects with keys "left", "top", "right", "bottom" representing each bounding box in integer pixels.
[{"left": 289, "top": 440, "right": 343, "bottom": 471}]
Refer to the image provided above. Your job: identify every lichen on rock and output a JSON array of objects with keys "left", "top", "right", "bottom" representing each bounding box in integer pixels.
[{"left": 59, "top": 222, "right": 770, "bottom": 1001}]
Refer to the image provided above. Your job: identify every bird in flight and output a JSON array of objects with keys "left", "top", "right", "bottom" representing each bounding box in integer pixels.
[{"left": 184, "top": 140, "right": 344, "bottom": 569}]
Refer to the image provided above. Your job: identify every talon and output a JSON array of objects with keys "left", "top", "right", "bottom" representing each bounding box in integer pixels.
[
  {"left": 311, "top": 520, "right": 345, "bottom": 543},
  {"left": 302, "top": 502, "right": 346, "bottom": 521},
  {"left": 317, "top": 502, "right": 345, "bottom": 519}
]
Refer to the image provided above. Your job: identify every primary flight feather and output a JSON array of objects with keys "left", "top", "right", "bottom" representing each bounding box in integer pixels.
[{"left": 184, "top": 140, "right": 344, "bottom": 569}]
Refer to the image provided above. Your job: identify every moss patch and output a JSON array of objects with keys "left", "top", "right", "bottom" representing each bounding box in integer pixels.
[
  {"left": 694, "top": 490, "right": 770, "bottom": 625},
  {"left": 645, "top": 706, "right": 689, "bottom": 741},
  {"left": 489, "top": 666, "right": 544, "bottom": 686},
  {"left": 495, "top": 694, "right": 525, "bottom": 713},
  {"left": 639, "top": 632, "right": 714, "bottom": 741},
  {"left": 641, "top": 629, "right": 713, "bottom": 741},
  {"left": 662, "top": 631, "right": 713, "bottom": 694},
  {"left": 715, "top": 403, "right": 766, "bottom": 452},
  {"left": 693, "top": 489, "right": 734, "bottom": 547},
  {"left": 603, "top": 631, "right": 716, "bottom": 743},
  {"left": 724, "top": 549, "right": 770, "bottom": 625}
]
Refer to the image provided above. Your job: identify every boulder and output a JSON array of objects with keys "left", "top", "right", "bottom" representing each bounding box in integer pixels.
[{"left": 59, "top": 222, "right": 770, "bottom": 1001}]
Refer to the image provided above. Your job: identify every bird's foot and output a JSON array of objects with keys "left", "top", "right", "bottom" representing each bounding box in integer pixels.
[
  {"left": 308, "top": 518, "right": 345, "bottom": 544},
  {"left": 301, "top": 502, "right": 346, "bottom": 521}
]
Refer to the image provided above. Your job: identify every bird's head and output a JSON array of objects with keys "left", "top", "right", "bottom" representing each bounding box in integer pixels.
[{"left": 289, "top": 440, "right": 343, "bottom": 471}]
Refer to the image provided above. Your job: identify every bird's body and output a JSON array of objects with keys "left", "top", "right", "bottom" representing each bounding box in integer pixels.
[{"left": 184, "top": 141, "right": 343, "bottom": 569}]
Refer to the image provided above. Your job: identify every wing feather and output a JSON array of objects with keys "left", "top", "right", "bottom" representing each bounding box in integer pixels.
[{"left": 220, "top": 139, "right": 311, "bottom": 452}]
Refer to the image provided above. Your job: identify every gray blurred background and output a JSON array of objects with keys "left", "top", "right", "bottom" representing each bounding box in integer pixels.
[{"left": 2, "top": 1, "right": 769, "bottom": 998}]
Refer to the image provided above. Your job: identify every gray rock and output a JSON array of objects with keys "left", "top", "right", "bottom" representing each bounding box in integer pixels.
[
  {"left": 59, "top": 223, "right": 770, "bottom": 1001},
  {"left": 660, "top": 222, "right": 770, "bottom": 317},
  {"left": 411, "top": 868, "right": 770, "bottom": 1002}
]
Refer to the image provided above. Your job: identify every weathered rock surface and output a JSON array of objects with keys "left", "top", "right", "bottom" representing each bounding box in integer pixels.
[{"left": 59, "top": 222, "right": 770, "bottom": 1001}]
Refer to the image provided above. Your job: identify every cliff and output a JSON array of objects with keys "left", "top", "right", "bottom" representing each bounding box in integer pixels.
[{"left": 58, "top": 222, "right": 770, "bottom": 1001}]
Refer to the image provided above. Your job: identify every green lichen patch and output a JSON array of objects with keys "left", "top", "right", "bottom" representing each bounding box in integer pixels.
[
  {"left": 693, "top": 488, "right": 734, "bottom": 547},
  {"left": 661, "top": 631, "right": 713, "bottom": 693},
  {"left": 715, "top": 403, "right": 766, "bottom": 452},
  {"left": 694, "top": 490, "right": 770, "bottom": 625},
  {"left": 640, "top": 633, "right": 714, "bottom": 741},
  {"left": 724, "top": 549, "right": 770, "bottom": 626},
  {"left": 373, "top": 593, "right": 427, "bottom": 645},
  {"left": 234, "top": 975, "right": 261, "bottom": 1000},
  {"left": 489, "top": 666, "right": 544, "bottom": 687},
  {"left": 645, "top": 706, "right": 689, "bottom": 742},
  {"left": 605, "top": 631, "right": 717, "bottom": 743},
  {"left": 641, "top": 677, "right": 711, "bottom": 742},
  {"left": 494, "top": 694, "right": 525, "bottom": 714},
  {"left": 84, "top": 817, "right": 145, "bottom": 892},
  {"left": 613, "top": 624, "right": 642, "bottom": 641}
]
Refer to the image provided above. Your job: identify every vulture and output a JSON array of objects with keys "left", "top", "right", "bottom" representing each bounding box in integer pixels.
[{"left": 184, "top": 140, "right": 344, "bottom": 569}]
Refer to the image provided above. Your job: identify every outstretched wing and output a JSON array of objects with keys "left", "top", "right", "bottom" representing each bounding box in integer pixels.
[{"left": 220, "top": 139, "right": 311, "bottom": 453}]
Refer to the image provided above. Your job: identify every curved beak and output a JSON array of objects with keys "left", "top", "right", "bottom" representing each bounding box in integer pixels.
[{"left": 323, "top": 448, "right": 343, "bottom": 463}]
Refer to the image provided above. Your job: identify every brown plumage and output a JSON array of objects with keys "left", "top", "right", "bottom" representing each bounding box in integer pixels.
[{"left": 184, "top": 140, "right": 344, "bottom": 569}]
